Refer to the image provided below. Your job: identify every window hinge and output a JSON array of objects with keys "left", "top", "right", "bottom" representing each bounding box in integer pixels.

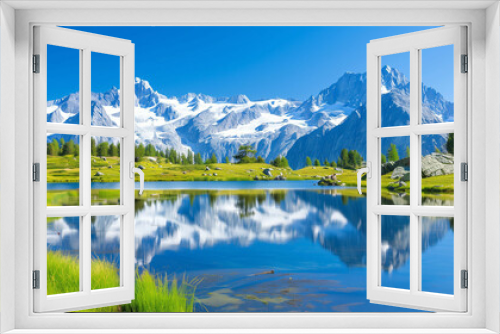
[
  {"left": 33, "top": 54, "right": 40, "bottom": 73},
  {"left": 461, "top": 162, "right": 468, "bottom": 182},
  {"left": 33, "top": 163, "right": 40, "bottom": 182},
  {"left": 461, "top": 54, "right": 468, "bottom": 73},
  {"left": 461, "top": 270, "right": 468, "bottom": 289},
  {"left": 33, "top": 270, "right": 40, "bottom": 289}
]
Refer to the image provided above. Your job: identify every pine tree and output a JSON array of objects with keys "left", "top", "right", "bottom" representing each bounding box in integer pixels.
[
  {"left": 117, "top": 142, "right": 121, "bottom": 157},
  {"left": 135, "top": 143, "right": 145, "bottom": 159},
  {"left": 97, "top": 142, "right": 109, "bottom": 157},
  {"left": 381, "top": 154, "right": 387, "bottom": 164},
  {"left": 48, "top": 139, "right": 60, "bottom": 156},
  {"left": 446, "top": 133, "right": 454, "bottom": 154},
  {"left": 331, "top": 160, "right": 337, "bottom": 168},
  {"left": 341, "top": 148, "right": 349, "bottom": 169},
  {"left": 74, "top": 144, "right": 80, "bottom": 157},
  {"left": 387, "top": 143, "right": 399, "bottom": 162},
  {"left": 59, "top": 138, "right": 65, "bottom": 156},
  {"left": 169, "top": 149, "right": 177, "bottom": 164},
  {"left": 233, "top": 145, "right": 256, "bottom": 163},
  {"left": 195, "top": 153, "right": 203, "bottom": 165},
  {"left": 256, "top": 156, "right": 265, "bottom": 163},
  {"left": 91, "top": 137, "right": 97, "bottom": 156},
  {"left": 406, "top": 147, "right": 410, "bottom": 158},
  {"left": 314, "top": 159, "right": 321, "bottom": 166},
  {"left": 187, "top": 150, "right": 194, "bottom": 164},
  {"left": 225, "top": 156, "right": 230, "bottom": 164},
  {"left": 306, "top": 157, "right": 312, "bottom": 166},
  {"left": 109, "top": 143, "right": 119, "bottom": 157},
  {"left": 210, "top": 153, "right": 217, "bottom": 164},
  {"left": 62, "top": 139, "right": 76, "bottom": 156},
  {"left": 324, "top": 158, "right": 330, "bottom": 167}
]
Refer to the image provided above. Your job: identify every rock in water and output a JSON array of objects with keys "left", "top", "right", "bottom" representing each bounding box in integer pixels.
[{"left": 421, "top": 153, "right": 454, "bottom": 177}]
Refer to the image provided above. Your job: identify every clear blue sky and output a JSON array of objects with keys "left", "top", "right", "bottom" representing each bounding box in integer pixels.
[{"left": 48, "top": 26, "right": 453, "bottom": 102}]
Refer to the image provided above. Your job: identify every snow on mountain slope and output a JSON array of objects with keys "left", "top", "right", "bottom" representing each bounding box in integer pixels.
[
  {"left": 47, "top": 77, "right": 356, "bottom": 161},
  {"left": 47, "top": 66, "right": 452, "bottom": 166}
]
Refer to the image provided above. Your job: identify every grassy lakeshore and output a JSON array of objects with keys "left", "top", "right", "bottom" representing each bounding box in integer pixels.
[
  {"left": 47, "top": 251, "right": 198, "bottom": 312},
  {"left": 46, "top": 155, "right": 454, "bottom": 194}
]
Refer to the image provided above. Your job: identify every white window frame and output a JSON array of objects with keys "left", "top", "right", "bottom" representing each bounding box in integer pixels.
[
  {"left": 366, "top": 26, "right": 467, "bottom": 312},
  {"left": 1, "top": 2, "right": 499, "bottom": 333},
  {"left": 32, "top": 26, "right": 136, "bottom": 313}
]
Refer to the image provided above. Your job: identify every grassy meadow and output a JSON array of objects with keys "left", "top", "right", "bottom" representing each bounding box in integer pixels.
[
  {"left": 47, "top": 251, "right": 198, "bottom": 312},
  {"left": 47, "top": 155, "right": 454, "bottom": 195}
]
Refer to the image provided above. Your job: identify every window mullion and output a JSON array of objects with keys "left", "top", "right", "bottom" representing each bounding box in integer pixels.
[{"left": 409, "top": 47, "right": 420, "bottom": 294}]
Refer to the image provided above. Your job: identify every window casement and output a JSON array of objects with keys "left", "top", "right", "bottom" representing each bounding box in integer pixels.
[
  {"left": 365, "top": 26, "right": 467, "bottom": 312},
  {"left": 32, "top": 26, "right": 137, "bottom": 312}
]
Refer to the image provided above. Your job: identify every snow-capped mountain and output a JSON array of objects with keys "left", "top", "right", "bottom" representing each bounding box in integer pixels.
[{"left": 47, "top": 66, "right": 453, "bottom": 167}]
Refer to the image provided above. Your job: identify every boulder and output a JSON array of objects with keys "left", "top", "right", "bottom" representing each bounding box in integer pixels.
[
  {"left": 263, "top": 168, "right": 273, "bottom": 177},
  {"left": 205, "top": 166, "right": 210, "bottom": 171},
  {"left": 138, "top": 165, "right": 145, "bottom": 170},
  {"left": 254, "top": 176, "right": 260, "bottom": 181},
  {"left": 421, "top": 153, "right": 454, "bottom": 177},
  {"left": 107, "top": 165, "right": 112, "bottom": 169},
  {"left": 148, "top": 157, "right": 157, "bottom": 162},
  {"left": 102, "top": 157, "right": 107, "bottom": 161},
  {"left": 215, "top": 167, "right": 222, "bottom": 170},
  {"left": 274, "top": 175, "right": 286, "bottom": 181},
  {"left": 381, "top": 157, "right": 410, "bottom": 175},
  {"left": 213, "top": 173, "right": 218, "bottom": 176},
  {"left": 95, "top": 172, "right": 104, "bottom": 176},
  {"left": 391, "top": 166, "right": 409, "bottom": 180}
]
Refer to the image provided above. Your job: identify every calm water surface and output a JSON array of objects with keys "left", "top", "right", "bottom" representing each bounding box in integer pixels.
[{"left": 47, "top": 181, "right": 454, "bottom": 312}]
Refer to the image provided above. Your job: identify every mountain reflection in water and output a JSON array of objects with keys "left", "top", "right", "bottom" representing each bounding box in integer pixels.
[{"left": 47, "top": 187, "right": 454, "bottom": 312}]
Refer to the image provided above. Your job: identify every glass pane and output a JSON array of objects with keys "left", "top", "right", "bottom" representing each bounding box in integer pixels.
[
  {"left": 47, "top": 45, "right": 80, "bottom": 125},
  {"left": 381, "top": 215, "right": 410, "bottom": 290},
  {"left": 91, "top": 52, "right": 120, "bottom": 127},
  {"left": 47, "top": 216, "right": 80, "bottom": 295},
  {"left": 47, "top": 134, "right": 80, "bottom": 206},
  {"left": 421, "top": 134, "right": 454, "bottom": 206},
  {"left": 91, "top": 136, "right": 121, "bottom": 205},
  {"left": 91, "top": 215, "right": 121, "bottom": 290},
  {"left": 421, "top": 45, "right": 454, "bottom": 124},
  {"left": 380, "top": 52, "right": 410, "bottom": 128},
  {"left": 421, "top": 216, "right": 454, "bottom": 295},
  {"left": 381, "top": 136, "right": 410, "bottom": 205}
]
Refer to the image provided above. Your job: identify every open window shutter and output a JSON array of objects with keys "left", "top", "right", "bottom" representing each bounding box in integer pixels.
[
  {"left": 366, "top": 26, "right": 467, "bottom": 312},
  {"left": 33, "top": 26, "right": 135, "bottom": 312}
]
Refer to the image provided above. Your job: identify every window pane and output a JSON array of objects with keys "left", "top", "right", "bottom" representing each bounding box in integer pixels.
[
  {"left": 380, "top": 52, "right": 410, "bottom": 128},
  {"left": 91, "top": 215, "right": 121, "bottom": 290},
  {"left": 91, "top": 136, "right": 121, "bottom": 206},
  {"left": 91, "top": 52, "right": 120, "bottom": 127},
  {"left": 421, "top": 45, "right": 454, "bottom": 124},
  {"left": 421, "top": 217, "right": 454, "bottom": 295},
  {"left": 381, "top": 215, "right": 410, "bottom": 290},
  {"left": 47, "top": 134, "right": 80, "bottom": 206},
  {"left": 421, "top": 134, "right": 454, "bottom": 206},
  {"left": 47, "top": 45, "right": 80, "bottom": 124},
  {"left": 47, "top": 217, "right": 80, "bottom": 295},
  {"left": 381, "top": 136, "right": 410, "bottom": 205}
]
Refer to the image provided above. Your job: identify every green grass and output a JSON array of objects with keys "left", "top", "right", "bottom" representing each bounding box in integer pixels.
[
  {"left": 46, "top": 251, "right": 198, "bottom": 313},
  {"left": 46, "top": 155, "right": 454, "bottom": 194},
  {"left": 47, "top": 251, "right": 80, "bottom": 295}
]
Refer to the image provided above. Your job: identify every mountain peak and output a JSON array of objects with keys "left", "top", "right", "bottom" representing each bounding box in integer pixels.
[{"left": 226, "top": 94, "right": 250, "bottom": 104}]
